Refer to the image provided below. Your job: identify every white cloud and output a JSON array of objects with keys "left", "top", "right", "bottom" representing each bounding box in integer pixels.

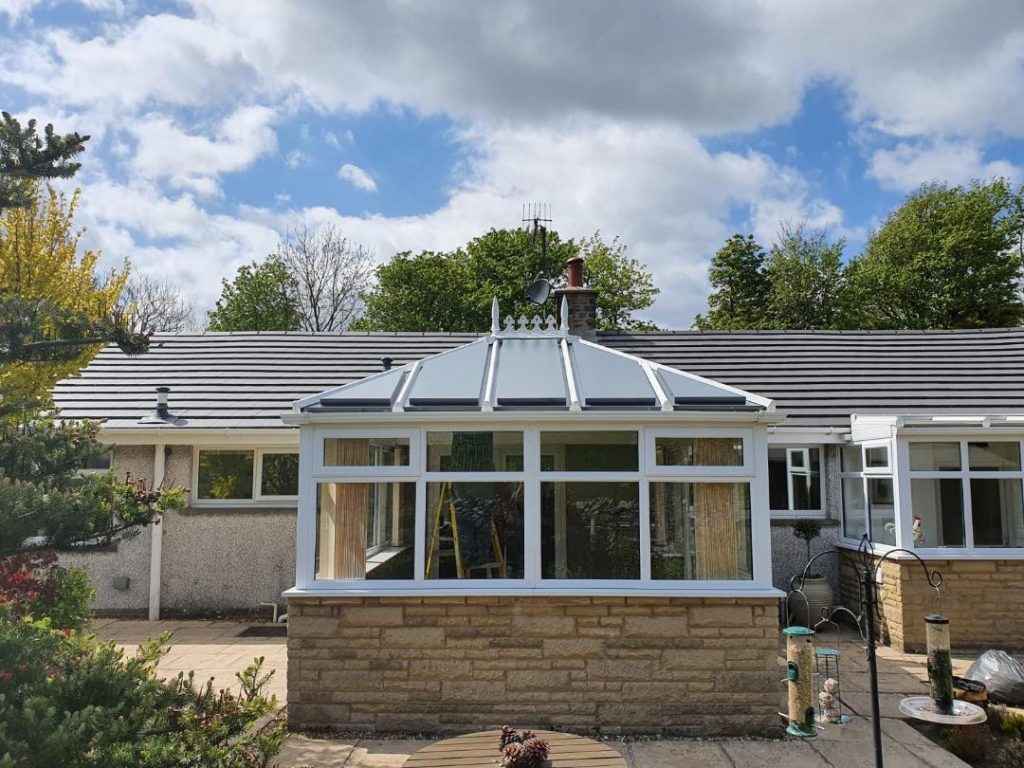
[
  {"left": 338, "top": 163, "right": 377, "bottom": 192},
  {"left": 128, "top": 105, "right": 277, "bottom": 196},
  {"left": 868, "top": 139, "right": 1021, "bottom": 192}
]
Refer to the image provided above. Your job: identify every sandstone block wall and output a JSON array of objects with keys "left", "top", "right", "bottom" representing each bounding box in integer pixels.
[
  {"left": 287, "top": 595, "right": 780, "bottom": 735},
  {"left": 839, "top": 552, "right": 1024, "bottom": 652}
]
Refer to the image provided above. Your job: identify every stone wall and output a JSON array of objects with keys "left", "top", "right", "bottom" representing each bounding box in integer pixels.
[
  {"left": 839, "top": 552, "right": 1024, "bottom": 652},
  {"left": 287, "top": 595, "right": 779, "bottom": 735}
]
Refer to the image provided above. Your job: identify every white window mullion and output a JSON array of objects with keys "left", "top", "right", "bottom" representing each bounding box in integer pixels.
[
  {"left": 295, "top": 427, "right": 317, "bottom": 588},
  {"left": 962, "top": 440, "right": 975, "bottom": 549},
  {"left": 639, "top": 427, "right": 651, "bottom": 582},
  {"left": 413, "top": 476, "right": 426, "bottom": 584},
  {"left": 523, "top": 428, "right": 541, "bottom": 585}
]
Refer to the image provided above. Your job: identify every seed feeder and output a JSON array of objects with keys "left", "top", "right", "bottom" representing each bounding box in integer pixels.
[
  {"left": 783, "top": 626, "right": 817, "bottom": 738},
  {"left": 898, "top": 614, "right": 986, "bottom": 726},
  {"left": 813, "top": 617, "right": 851, "bottom": 725}
]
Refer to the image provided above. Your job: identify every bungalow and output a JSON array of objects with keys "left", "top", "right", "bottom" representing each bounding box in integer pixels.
[{"left": 53, "top": 272, "right": 1024, "bottom": 734}]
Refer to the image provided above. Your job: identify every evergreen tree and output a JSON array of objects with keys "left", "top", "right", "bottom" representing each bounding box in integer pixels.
[
  {"left": 848, "top": 179, "right": 1024, "bottom": 329},
  {"left": 206, "top": 256, "right": 303, "bottom": 331},
  {"left": 694, "top": 234, "right": 770, "bottom": 330},
  {"left": 0, "top": 112, "right": 89, "bottom": 210}
]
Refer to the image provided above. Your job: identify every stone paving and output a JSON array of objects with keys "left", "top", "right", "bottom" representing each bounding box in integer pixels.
[{"left": 96, "top": 619, "right": 975, "bottom": 768}]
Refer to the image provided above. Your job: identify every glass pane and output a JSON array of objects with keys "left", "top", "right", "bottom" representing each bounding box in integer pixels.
[
  {"left": 768, "top": 447, "right": 821, "bottom": 511},
  {"left": 971, "top": 478, "right": 1024, "bottom": 547},
  {"left": 425, "top": 482, "right": 524, "bottom": 578},
  {"left": 315, "top": 482, "right": 415, "bottom": 579},
  {"left": 426, "top": 432, "right": 523, "bottom": 472},
  {"left": 540, "top": 431, "right": 638, "bottom": 472},
  {"left": 82, "top": 449, "right": 112, "bottom": 471},
  {"left": 324, "top": 437, "right": 410, "bottom": 467},
  {"left": 197, "top": 450, "right": 253, "bottom": 500},
  {"left": 911, "top": 479, "right": 964, "bottom": 547},
  {"left": 841, "top": 445, "right": 863, "bottom": 473},
  {"left": 866, "top": 446, "right": 889, "bottom": 469},
  {"left": 842, "top": 478, "right": 867, "bottom": 540},
  {"left": 655, "top": 437, "right": 743, "bottom": 467},
  {"left": 650, "top": 482, "right": 752, "bottom": 580},
  {"left": 968, "top": 442, "right": 1021, "bottom": 472},
  {"left": 868, "top": 478, "right": 896, "bottom": 545},
  {"left": 910, "top": 443, "right": 961, "bottom": 472},
  {"left": 541, "top": 482, "right": 640, "bottom": 579},
  {"left": 260, "top": 453, "right": 299, "bottom": 496}
]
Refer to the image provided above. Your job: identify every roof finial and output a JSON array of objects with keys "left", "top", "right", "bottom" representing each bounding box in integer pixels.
[
  {"left": 491, "top": 296, "right": 500, "bottom": 335},
  {"left": 559, "top": 296, "right": 569, "bottom": 332}
]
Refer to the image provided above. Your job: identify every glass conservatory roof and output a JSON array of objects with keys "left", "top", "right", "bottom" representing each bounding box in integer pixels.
[{"left": 296, "top": 299, "right": 772, "bottom": 414}]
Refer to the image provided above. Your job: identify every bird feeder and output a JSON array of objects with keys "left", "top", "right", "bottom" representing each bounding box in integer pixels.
[
  {"left": 925, "top": 614, "right": 954, "bottom": 714},
  {"left": 783, "top": 626, "right": 817, "bottom": 738}
]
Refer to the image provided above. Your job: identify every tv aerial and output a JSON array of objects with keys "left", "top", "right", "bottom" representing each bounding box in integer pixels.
[{"left": 522, "top": 202, "right": 552, "bottom": 305}]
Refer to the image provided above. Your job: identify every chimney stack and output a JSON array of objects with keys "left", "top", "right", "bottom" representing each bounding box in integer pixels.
[{"left": 554, "top": 255, "right": 598, "bottom": 340}]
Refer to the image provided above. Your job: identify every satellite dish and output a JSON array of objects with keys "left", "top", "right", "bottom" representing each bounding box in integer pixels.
[{"left": 524, "top": 278, "right": 552, "bottom": 305}]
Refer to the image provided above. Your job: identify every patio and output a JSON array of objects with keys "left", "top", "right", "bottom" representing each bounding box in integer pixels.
[{"left": 96, "top": 618, "right": 976, "bottom": 767}]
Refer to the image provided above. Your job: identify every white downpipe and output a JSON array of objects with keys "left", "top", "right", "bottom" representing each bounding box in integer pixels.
[{"left": 148, "top": 444, "right": 166, "bottom": 621}]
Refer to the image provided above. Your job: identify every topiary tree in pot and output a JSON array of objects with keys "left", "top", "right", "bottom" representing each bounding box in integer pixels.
[{"left": 787, "top": 519, "right": 834, "bottom": 629}]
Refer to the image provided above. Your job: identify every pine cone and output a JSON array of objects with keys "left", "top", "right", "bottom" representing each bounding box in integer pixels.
[
  {"left": 501, "top": 741, "right": 525, "bottom": 767},
  {"left": 499, "top": 725, "right": 520, "bottom": 750},
  {"left": 520, "top": 736, "right": 550, "bottom": 768}
]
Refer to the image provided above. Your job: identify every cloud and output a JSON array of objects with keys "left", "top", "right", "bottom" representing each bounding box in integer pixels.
[
  {"left": 338, "top": 163, "right": 377, "bottom": 192},
  {"left": 867, "top": 139, "right": 1021, "bottom": 192}
]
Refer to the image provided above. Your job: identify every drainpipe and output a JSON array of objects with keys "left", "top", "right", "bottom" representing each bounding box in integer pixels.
[{"left": 148, "top": 444, "right": 166, "bottom": 621}]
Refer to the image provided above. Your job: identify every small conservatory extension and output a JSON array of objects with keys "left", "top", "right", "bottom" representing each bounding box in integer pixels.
[{"left": 282, "top": 300, "right": 783, "bottom": 735}]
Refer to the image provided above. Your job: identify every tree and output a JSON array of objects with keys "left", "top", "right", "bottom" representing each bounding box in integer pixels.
[
  {"left": 0, "top": 112, "right": 89, "bottom": 211},
  {"left": 276, "top": 224, "right": 373, "bottom": 332},
  {"left": 848, "top": 179, "right": 1024, "bottom": 329},
  {"left": 354, "top": 229, "right": 658, "bottom": 332},
  {"left": 693, "top": 234, "right": 770, "bottom": 330},
  {"left": 0, "top": 183, "right": 144, "bottom": 415},
  {"left": 118, "top": 271, "right": 198, "bottom": 333},
  {"left": 764, "top": 224, "right": 850, "bottom": 330},
  {"left": 206, "top": 256, "right": 302, "bottom": 332}
]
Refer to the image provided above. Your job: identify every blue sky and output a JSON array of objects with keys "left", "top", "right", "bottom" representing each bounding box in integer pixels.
[{"left": 1, "top": 0, "right": 1022, "bottom": 328}]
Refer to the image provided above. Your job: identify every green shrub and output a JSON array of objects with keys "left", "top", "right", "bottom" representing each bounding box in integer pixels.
[
  {"left": 0, "top": 551, "right": 94, "bottom": 629},
  {"left": 0, "top": 616, "right": 284, "bottom": 767},
  {"left": 944, "top": 726, "right": 989, "bottom": 764},
  {"left": 995, "top": 705, "right": 1024, "bottom": 741}
]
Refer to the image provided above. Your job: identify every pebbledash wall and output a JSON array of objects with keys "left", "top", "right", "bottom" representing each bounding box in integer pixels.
[
  {"left": 59, "top": 445, "right": 296, "bottom": 616},
  {"left": 839, "top": 552, "right": 1024, "bottom": 653},
  {"left": 287, "top": 595, "right": 779, "bottom": 735}
]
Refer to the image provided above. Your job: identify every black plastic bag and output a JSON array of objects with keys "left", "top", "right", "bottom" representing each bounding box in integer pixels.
[{"left": 965, "top": 650, "right": 1024, "bottom": 705}]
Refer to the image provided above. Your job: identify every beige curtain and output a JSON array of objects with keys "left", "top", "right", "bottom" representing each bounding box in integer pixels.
[
  {"left": 320, "top": 440, "right": 370, "bottom": 579},
  {"left": 693, "top": 440, "right": 739, "bottom": 579}
]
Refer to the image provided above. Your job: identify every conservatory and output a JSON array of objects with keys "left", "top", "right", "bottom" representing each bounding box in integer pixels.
[
  {"left": 838, "top": 415, "right": 1024, "bottom": 652},
  {"left": 282, "top": 300, "right": 783, "bottom": 734}
]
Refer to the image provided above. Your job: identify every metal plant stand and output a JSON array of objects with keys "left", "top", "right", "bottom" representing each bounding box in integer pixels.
[{"left": 789, "top": 534, "right": 946, "bottom": 768}]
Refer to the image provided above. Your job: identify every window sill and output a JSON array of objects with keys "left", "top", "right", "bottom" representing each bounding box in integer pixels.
[
  {"left": 284, "top": 584, "right": 784, "bottom": 599},
  {"left": 835, "top": 539, "right": 1024, "bottom": 560},
  {"left": 182, "top": 503, "right": 297, "bottom": 514}
]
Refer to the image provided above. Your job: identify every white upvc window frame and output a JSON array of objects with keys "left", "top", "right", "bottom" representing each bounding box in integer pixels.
[
  {"left": 767, "top": 443, "right": 827, "bottom": 519},
  {"left": 294, "top": 421, "right": 774, "bottom": 594},
  {"left": 192, "top": 446, "right": 300, "bottom": 507},
  {"left": 839, "top": 438, "right": 898, "bottom": 550},
  {"left": 901, "top": 436, "right": 1024, "bottom": 557}
]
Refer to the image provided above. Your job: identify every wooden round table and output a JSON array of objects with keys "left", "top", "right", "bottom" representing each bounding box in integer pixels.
[{"left": 403, "top": 730, "right": 626, "bottom": 767}]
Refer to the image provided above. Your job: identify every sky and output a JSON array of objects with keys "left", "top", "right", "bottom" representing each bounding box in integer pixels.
[{"left": 1, "top": 1, "right": 1023, "bottom": 329}]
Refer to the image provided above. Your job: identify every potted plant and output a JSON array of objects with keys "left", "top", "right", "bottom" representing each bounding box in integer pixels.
[{"left": 787, "top": 519, "right": 834, "bottom": 629}]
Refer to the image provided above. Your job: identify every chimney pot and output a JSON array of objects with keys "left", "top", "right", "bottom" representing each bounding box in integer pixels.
[
  {"left": 381, "top": 357, "right": 393, "bottom": 371},
  {"left": 566, "top": 256, "right": 585, "bottom": 288}
]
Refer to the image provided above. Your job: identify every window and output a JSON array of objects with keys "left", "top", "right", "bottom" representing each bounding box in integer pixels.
[
  {"left": 542, "top": 482, "right": 639, "bottom": 579},
  {"left": 316, "top": 481, "right": 415, "bottom": 579},
  {"left": 908, "top": 440, "right": 1024, "bottom": 549},
  {"left": 426, "top": 431, "right": 523, "bottom": 472},
  {"left": 540, "top": 431, "right": 638, "bottom": 472},
  {"left": 425, "top": 482, "right": 524, "bottom": 579},
  {"left": 650, "top": 482, "right": 751, "bottom": 580},
  {"left": 324, "top": 437, "right": 409, "bottom": 467},
  {"left": 302, "top": 426, "right": 765, "bottom": 588},
  {"left": 195, "top": 448, "right": 298, "bottom": 502},
  {"left": 655, "top": 436, "right": 743, "bottom": 467},
  {"left": 80, "top": 448, "right": 113, "bottom": 474},
  {"left": 768, "top": 446, "right": 822, "bottom": 515},
  {"left": 841, "top": 442, "right": 894, "bottom": 545}
]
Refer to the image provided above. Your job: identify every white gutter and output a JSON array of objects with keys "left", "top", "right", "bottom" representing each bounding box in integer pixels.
[{"left": 148, "top": 443, "right": 165, "bottom": 621}]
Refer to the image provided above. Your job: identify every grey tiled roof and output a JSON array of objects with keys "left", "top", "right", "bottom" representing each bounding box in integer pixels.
[{"left": 51, "top": 328, "right": 1024, "bottom": 429}]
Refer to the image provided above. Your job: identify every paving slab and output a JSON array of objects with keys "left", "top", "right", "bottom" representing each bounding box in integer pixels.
[
  {"left": 720, "top": 739, "right": 832, "bottom": 767},
  {"left": 623, "top": 740, "right": 732, "bottom": 767}
]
